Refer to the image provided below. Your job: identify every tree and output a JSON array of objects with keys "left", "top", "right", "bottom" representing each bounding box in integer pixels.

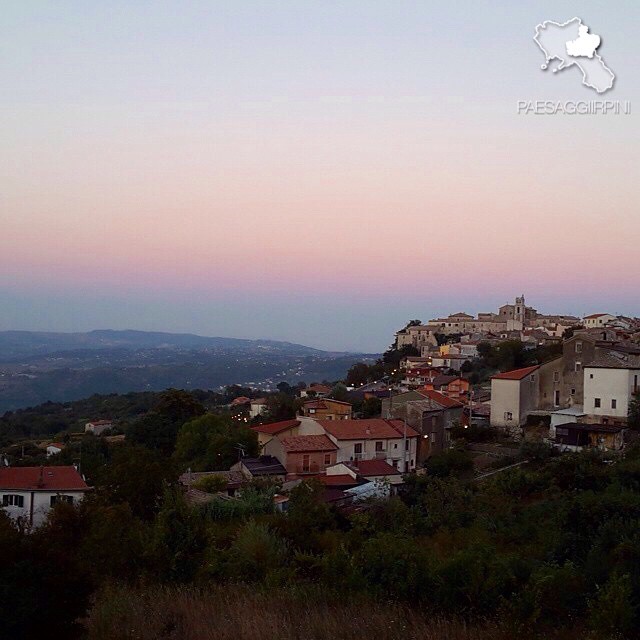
[
  {"left": 96, "top": 443, "right": 176, "bottom": 520},
  {"left": 174, "top": 414, "right": 258, "bottom": 471},
  {"left": 127, "top": 389, "right": 205, "bottom": 454}
]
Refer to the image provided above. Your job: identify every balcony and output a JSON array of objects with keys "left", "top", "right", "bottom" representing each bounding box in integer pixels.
[{"left": 294, "top": 463, "right": 324, "bottom": 475}]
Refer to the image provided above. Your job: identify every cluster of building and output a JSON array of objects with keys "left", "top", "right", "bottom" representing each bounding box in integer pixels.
[{"left": 491, "top": 330, "right": 640, "bottom": 451}]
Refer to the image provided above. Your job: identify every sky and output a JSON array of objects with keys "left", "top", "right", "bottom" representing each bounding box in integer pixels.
[{"left": 1, "top": 1, "right": 638, "bottom": 352}]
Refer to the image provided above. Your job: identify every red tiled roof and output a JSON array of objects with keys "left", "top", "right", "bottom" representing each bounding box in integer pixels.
[
  {"left": 585, "top": 313, "right": 609, "bottom": 319},
  {"left": 491, "top": 365, "right": 540, "bottom": 381},
  {"left": 420, "top": 390, "right": 464, "bottom": 408},
  {"left": 280, "top": 434, "right": 338, "bottom": 452},
  {"left": 318, "top": 419, "right": 419, "bottom": 440},
  {"left": 231, "top": 396, "right": 251, "bottom": 405},
  {"left": 317, "top": 474, "right": 360, "bottom": 486},
  {"left": 303, "top": 398, "right": 351, "bottom": 407},
  {"left": 352, "top": 459, "right": 400, "bottom": 476},
  {"left": 0, "top": 466, "right": 89, "bottom": 491},
  {"left": 251, "top": 419, "right": 300, "bottom": 435},
  {"left": 48, "top": 442, "right": 65, "bottom": 449},
  {"left": 307, "top": 384, "right": 331, "bottom": 393}
]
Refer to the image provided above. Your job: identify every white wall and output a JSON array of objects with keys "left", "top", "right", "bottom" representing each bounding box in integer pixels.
[
  {"left": 328, "top": 435, "right": 418, "bottom": 471},
  {"left": 584, "top": 367, "right": 639, "bottom": 420},
  {"left": 490, "top": 379, "right": 520, "bottom": 428},
  {"left": 1, "top": 490, "right": 87, "bottom": 527}
]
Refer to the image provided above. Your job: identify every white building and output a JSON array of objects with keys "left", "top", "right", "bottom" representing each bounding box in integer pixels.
[
  {"left": 583, "top": 313, "right": 616, "bottom": 328},
  {"left": 0, "top": 466, "right": 90, "bottom": 527},
  {"left": 583, "top": 360, "right": 640, "bottom": 424},
  {"left": 317, "top": 418, "right": 419, "bottom": 472},
  {"left": 249, "top": 398, "right": 268, "bottom": 418},
  {"left": 85, "top": 420, "right": 113, "bottom": 435},
  {"left": 490, "top": 365, "right": 540, "bottom": 431},
  {"left": 46, "top": 442, "right": 64, "bottom": 457}
]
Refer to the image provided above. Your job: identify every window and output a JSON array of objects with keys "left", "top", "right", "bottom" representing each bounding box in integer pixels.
[
  {"left": 2, "top": 494, "right": 24, "bottom": 508},
  {"left": 575, "top": 362, "right": 582, "bottom": 372},
  {"left": 553, "top": 371, "right": 559, "bottom": 382},
  {"left": 354, "top": 443, "right": 363, "bottom": 455},
  {"left": 589, "top": 373, "right": 594, "bottom": 379},
  {"left": 375, "top": 441, "right": 384, "bottom": 452},
  {"left": 595, "top": 398, "right": 601, "bottom": 408},
  {"left": 504, "top": 412, "right": 513, "bottom": 421},
  {"left": 50, "top": 495, "right": 74, "bottom": 506},
  {"left": 611, "top": 399, "right": 617, "bottom": 409},
  {"left": 394, "top": 443, "right": 398, "bottom": 449},
  {"left": 530, "top": 374, "right": 536, "bottom": 382},
  {"left": 554, "top": 390, "right": 560, "bottom": 407},
  {"left": 308, "top": 408, "right": 316, "bottom": 414},
  {"left": 571, "top": 388, "right": 576, "bottom": 396},
  {"left": 324, "top": 454, "right": 331, "bottom": 465},
  {"left": 431, "top": 432, "right": 437, "bottom": 444},
  {"left": 556, "top": 427, "right": 569, "bottom": 436},
  {"left": 576, "top": 341, "right": 583, "bottom": 353},
  {"left": 301, "top": 455, "right": 310, "bottom": 472}
]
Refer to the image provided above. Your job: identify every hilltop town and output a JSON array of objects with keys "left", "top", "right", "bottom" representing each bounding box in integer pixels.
[{"left": 2, "top": 295, "right": 640, "bottom": 638}]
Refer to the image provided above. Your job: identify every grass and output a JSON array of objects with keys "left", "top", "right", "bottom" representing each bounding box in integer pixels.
[{"left": 84, "top": 583, "right": 516, "bottom": 640}]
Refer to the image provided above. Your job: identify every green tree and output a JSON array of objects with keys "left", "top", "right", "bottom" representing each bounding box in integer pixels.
[
  {"left": 127, "top": 389, "right": 205, "bottom": 454},
  {"left": 174, "top": 414, "right": 258, "bottom": 471},
  {"left": 629, "top": 393, "right": 640, "bottom": 430}
]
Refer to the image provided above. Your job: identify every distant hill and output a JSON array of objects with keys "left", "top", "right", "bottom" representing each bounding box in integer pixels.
[{"left": 0, "top": 330, "right": 377, "bottom": 412}]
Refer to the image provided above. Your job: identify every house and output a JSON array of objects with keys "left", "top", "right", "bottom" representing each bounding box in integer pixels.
[
  {"left": 350, "top": 458, "right": 403, "bottom": 486},
  {"left": 85, "top": 420, "right": 113, "bottom": 435},
  {"left": 300, "top": 384, "right": 332, "bottom": 398},
  {"left": 551, "top": 422, "right": 625, "bottom": 452},
  {"left": 179, "top": 469, "right": 246, "bottom": 499},
  {"left": 300, "top": 398, "right": 352, "bottom": 420},
  {"left": 0, "top": 466, "right": 90, "bottom": 527},
  {"left": 399, "top": 356, "right": 433, "bottom": 370},
  {"left": 318, "top": 418, "right": 419, "bottom": 472},
  {"left": 381, "top": 390, "right": 463, "bottom": 460},
  {"left": 430, "top": 353, "right": 471, "bottom": 372},
  {"left": 230, "top": 396, "right": 251, "bottom": 408},
  {"left": 401, "top": 367, "right": 442, "bottom": 388},
  {"left": 263, "top": 434, "right": 338, "bottom": 477},
  {"left": 231, "top": 456, "right": 287, "bottom": 482},
  {"left": 583, "top": 358, "right": 640, "bottom": 425},
  {"left": 46, "top": 442, "right": 65, "bottom": 457},
  {"left": 584, "top": 313, "right": 617, "bottom": 328},
  {"left": 423, "top": 375, "right": 469, "bottom": 400},
  {"left": 395, "top": 325, "right": 438, "bottom": 350},
  {"left": 490, "top": 365, "right": 540, "bottom": 432},
  {"left": 251, "top": 417, "right": 323, "bottom": 450},
  {"left": 249, "top": 398, "right": 268, "bottom": 418}
]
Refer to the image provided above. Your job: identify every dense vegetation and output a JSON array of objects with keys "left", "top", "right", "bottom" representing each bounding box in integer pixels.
[{"left": 4, "top": 409, "right": 640, "bottom": 639}]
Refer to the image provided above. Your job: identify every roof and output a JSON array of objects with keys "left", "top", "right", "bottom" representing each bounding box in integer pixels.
[
  {"left": 303, "top": 398, "right": 352, "bottom": 409},
  {"left": 351, "top": 459, "right": 400, "bottom": 476},
  {"left": 87, "top": 419, "right": 112, "bottom": 425},
  {"left": 419, "top": 390, "right": 464, "bottom": 409},
  {"left": 491, "top": 365, "right": 540, "bottom": 381},
  {"left": 307, "top": 384, "right": 331, "bottom": 393},
  {"left": 48, "top": 442, "right": 65, "bottom": 449},
  {"left": 179, "top": 470, "right": 245, "bottom": 488},
  {"left": 585, "top": 313, "right": 611, "bottom": 319},
  {"left": 426, "top": 374, "right": 461, "bottom": 387},
  {"left": 0, "top": 466, "right": 89, "bottom": 491},
  {"left": 230, "top": 396, "right": 251, "bottom": 405},
  {"left": 318, "top": 419, "right": 419, "bottom": 440},
  {"left": 280, "top": 434, "right": 338, "bottom": 452},
  {"left": 555, "top": 422, "right": 624, "bottom": 434},
  {"left": 585, "top": 353, "right": 640, "bottom": 370},
  {"left": 251, "top": 398, "right": 268, "bottom": 405},
  {"left": 317, "top": 474, "right": 361, "bottom": 487},
  {"left": 251, "top": 419, "right": 300, "bottom": 435},
  {"left": 240, "top": 456, "right": 287, "bottom": 476}
]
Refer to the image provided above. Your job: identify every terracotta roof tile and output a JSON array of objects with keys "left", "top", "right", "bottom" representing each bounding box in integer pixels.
[
  {"left": 318, "top": 419, "right": 419, "bottom": 440},
  {"left": 251, "top": 419, "right": 300, "bottom": 435},
  {"left": 0, "top": 466, "right": 89, "bottom": 491},
  {"left": 280, "top": 434, "right": 338, "bottom": 452},
  {"left": 491, "top": 365, "right": 540, "bottom": 381}
]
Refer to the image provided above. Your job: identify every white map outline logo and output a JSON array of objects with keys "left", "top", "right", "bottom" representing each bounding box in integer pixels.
[{"left": 534, "top": 17, "right": 615, "bottom": 94}]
